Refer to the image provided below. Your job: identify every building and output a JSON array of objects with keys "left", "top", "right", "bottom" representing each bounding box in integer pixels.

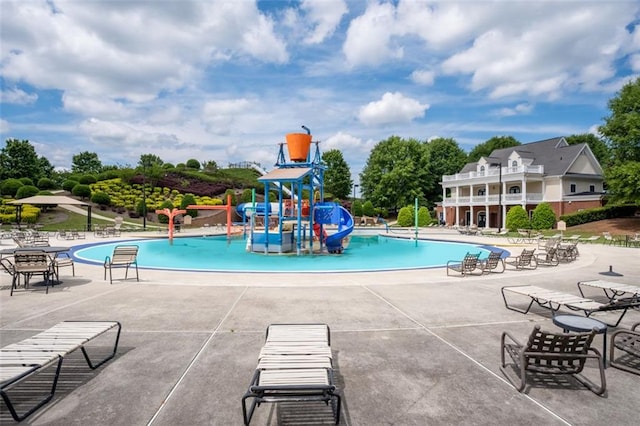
[{"left": 436, "top": 137, "right": 605, "bottom": 229}]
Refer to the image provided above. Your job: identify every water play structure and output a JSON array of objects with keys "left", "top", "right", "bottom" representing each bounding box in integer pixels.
[{"left": 242, "top": 127, "right": 355, "bottom": 255}]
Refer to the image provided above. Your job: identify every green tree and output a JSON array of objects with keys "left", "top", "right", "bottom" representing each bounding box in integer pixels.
[
  {"left": 417, "top": 206, "right": 431, "bottom": 227},
  {"left": 322, "top": 149, "right": 352, "bottom": 199},
  {"left": 352, "top": 199, "right": 363, "bottom": 216},
  {"left": 157, "top": 200, "right": 174, "bottom": 224},
  {"left": 186, "top": 159, "right": 201, "bottom": 169},
  {"left": 72, "top": 184, "right": 92, "bottom": 200},
  {"left": 62, "top": 180, "right": 79, "bottom": 192},
  {"left": 201, "top": 160, "right": 218, "bottom": 173},
  {"left": 565, "top": 134, "right": 611, "bottom": 168},
  {"left": 20, "top": 177, "right": 34, "bottom": 186},
  {"left": 467, "top": 136, "right": 520, "bottom": 163},
  {"left": 0, "top": 178, "right": 23, "bottom": 196},
  {"left": 360, "top": 136, "right": 428, "bottom": 212},
  {"left": 530, "top": 202, "right": 556, "bottom": 230},
  {"left": 423, "top": 137, "right": 468, "bottom": 203},
  {"left": 362, "top": 200, "right": 375, "bottom": 216},
  {"left": 240, "top": 189, "right": 253, "bottom": 203},
  {"left": 396, "top": 205, "right": 414, "bottom": 227},
  {"left": 15, "top": 185, "right": 39, "bottom": 199},
  {"left": 604, "top": 162, "right": 640, "bottom": 203},
  {"left": 223, "top": 189, "right": 237, "bottom": 206},
  {"left": 0, "top": 139, "right": 53, "bottom": 181},
  {"left": 37, "top": 178, "right": 55, "bottom": 190},
  {"left": 505, "top": 205, "right": 530, "bottom": 231},
  {"left": 138, "top": 154, "right": 164, "bottom": 188},
  {"left": 78, "top": 175, "right": 97, "bottom": 184},
  {"left": 180, "top": 194, "right": 198, "bottom": 218},
  {"left": 71, "top": 151, "right": 103, "bottom": 175}
]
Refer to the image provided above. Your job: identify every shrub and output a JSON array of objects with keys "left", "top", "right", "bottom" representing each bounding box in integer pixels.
[
  {"left": 352, "top": 200, "right": 363, "bottom": 216},
  {"left": 157, "top": 200, "right": 174, "bottom": 224},
  {"left": 37, "top": 177, "right": 56, "bottom": 190},
  {"left": 136, "top": 199, "right": 148, "bottom": 218},
  {"left": 531, "top": 202, "right": 556, "bottom": 230},
  {"left": 78, "top": 175, "right": 97, "bottom": 184},
  {"left": 97, "top": 170, "right": 120, "bottom": 181},
  {"left": 72, "top": 184, "right": 92, "bottom": 199},
  {"left": 62, "top": 180, "right": 79, "bottom": 192},
  {"left": 15, "top": 185, "right": 40, "bottom": 199},
  {"left": 396, "top": 205, "right": 414, "bottom": 227},
  {"left": 1, "top": 178, "right": 24, "bottom": 196},
  {"left": 559, "top": 203, "right": 640, "bottom": 226},
  {"left": 240, "top": 189, "right": 253, "bottom": 203},
  {"left": 505, "top": 205, "right": 530, "bottom": 231},
  {"left": 417, "top": 206, "right": 431, "bottom": 227},
  {"left": 180, "top": 194, "right": 198, "bottom": 218},
  {"left": 19, "top": 177, "right": 34, "bottom": 186},
  {"left": 223, "top": 189, "right": 237, "bottom": 206},
  {"left": 186, "top": 159, "right": 201, "bottom": 169},
  {"left": 91, "top": 191, "right": 111, "bottom": 207},
  {"left": 362, "top": 200, "right": 375, "bottom": 217}
]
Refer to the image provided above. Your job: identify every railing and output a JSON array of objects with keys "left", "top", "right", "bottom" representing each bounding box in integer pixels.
[
  {"left": 442, "top": 165, "right": 544, "bottom": 182},
  {"left": 442, "top": 192, "right": 544, "bottom": 206}
]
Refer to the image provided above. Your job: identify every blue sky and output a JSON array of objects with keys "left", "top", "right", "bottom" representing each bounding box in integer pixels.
[{"left": 1, "top": 0, "right": 639, "bottom": 182}]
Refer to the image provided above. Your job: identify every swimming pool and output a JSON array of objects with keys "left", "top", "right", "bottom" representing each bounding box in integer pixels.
[{"left": 72, "top": 235, "right": 498, "bottom": 273}]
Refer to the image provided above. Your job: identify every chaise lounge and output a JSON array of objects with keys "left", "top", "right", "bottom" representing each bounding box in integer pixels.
[{"left": 446, "top": 252, "right": 483, "bottom": 276}]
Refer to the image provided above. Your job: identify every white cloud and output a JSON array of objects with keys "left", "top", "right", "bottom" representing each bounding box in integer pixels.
[
  {"left": 201, "top": 98, "right": 252, "bottom": 135},
  {"left": 0, "top": 119, "right": 9, "bottom": 133},
  {"left": 62, "top": 93, "right": 131, "bottom": 119},
  {"left": 0, "top": 87, "right": 38, "bottom": 104},
  {"left": 410, "top": 69, "right": 435, "bottom": 86},
  {"left": 301, "top": 0, "right": 348, "bottom": 44},
  {"left": 358, "top": 92, "right": 429, "bottom": 126},
  {"left": 343, "top": 2, "right": 401, "bottom": 67},
  {"left": 493, "top": 103, "right": 534, "bottom": 117}
]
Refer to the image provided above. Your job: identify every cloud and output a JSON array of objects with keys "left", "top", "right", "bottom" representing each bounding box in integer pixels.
[
  {"left": 0, "top": 119, "right": 9, "bottom": 133},
  {"left": 201, "top": 98, "right": 252, "bottom": 135},
  {"left": 343, "top": 2, "right": 401, "bottom": 67},
  {"left": 0, "top": 87, "right": 38, "bottom": 104},
  {"left": 410, "top": 69, "right": 435, "bottom": 86},
  {"left": 493, "top": 103, "right": 534, "bottom": 117},
  {"left": 300, "top": 0, "right": 348, "bottom": 44},
  {"left": 358, "top": 92, "right": 429, "bottom": 126}
]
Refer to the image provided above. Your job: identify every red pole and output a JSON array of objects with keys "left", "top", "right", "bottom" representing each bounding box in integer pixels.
[{"left": 226, "top": 194, "right": 232, "bottom": 238}]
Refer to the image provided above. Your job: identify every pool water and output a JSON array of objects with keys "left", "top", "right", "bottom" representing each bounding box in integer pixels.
[{"left": 73, "top": 235, "right": 494, "bottom": 273}]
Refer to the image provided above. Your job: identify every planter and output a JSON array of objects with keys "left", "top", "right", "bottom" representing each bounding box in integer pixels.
[{"left": 286, "top": 133, "right": 312, "bottom": 162}]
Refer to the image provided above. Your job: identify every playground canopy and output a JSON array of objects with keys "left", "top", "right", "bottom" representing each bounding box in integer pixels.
[{"left": 8, "top": 195, "right": 93, "bottom": 230}]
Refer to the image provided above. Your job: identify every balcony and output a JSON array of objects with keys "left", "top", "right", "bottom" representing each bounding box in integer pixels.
[
  {"left": 442, "top": 192, "right": 544, "bottom": 206},
  {"left": 442, "top": 165, "right": 544, "bottom": 183}
]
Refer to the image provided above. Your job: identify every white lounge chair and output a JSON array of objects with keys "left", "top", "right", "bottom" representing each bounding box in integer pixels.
[{"left": 577, "top": 279, "right": 640, "bottom": 302}]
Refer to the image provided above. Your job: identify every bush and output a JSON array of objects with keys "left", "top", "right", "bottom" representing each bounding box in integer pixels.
[
  {"left": 417, "top": 206, "right": 431, "bottom": 227},
  {"left": 157, "top": 200, "right": 174, "bottom": 224},
  {"left": 352, "top": 200, "right": 363, "bottom": 216},
  {"left": 180, "top": 194, "right": 198, "bottom": 218},
  {"left": 97, "top": 170, "right": 120, "bottom": 181},
  {"left": 62, "top": 180, "right": 79, "bottom": 192},
  {"left": 505, "top": 205, "right": 530, "bottom": 231},
  {"left": 78, "top": 175, "right": 97, "bottom": 184},
  {"left": 531, "top": 202, "right": 556, "bottom": 230},
  {"left": 72, "top": 184, "right": 92, "bottom": 199},
  {"left": 91, "top": 191, "right": 111, "bottom": 207},
  {"left": 19, "top": 177, "right": 34, "bottom": 186},
  {"left": 136, "top": 199, "right": 148, "bottom": 218},
  {"left": 240, "top": 189, "right": 253, "bottom": 203},
  {"left": 37, "top": 177, "right": 55, "bottom": 190},
  {"left": 362, "top": 200, "right": 375, "bottom": 217},
  {"left": 1, "top": 178, "right": 24, "bottom": 196},
  {"left": 186, "top": 159, "right": 201, "bottom": 169},
  {"left": 559, "top": 203, "right": 640, "bottom": 226},
  {"left": 396, "top": 205, "right": 414, "bottom": 227},
  {"left": 15, "top": 185, "right": 40, "bottom": 199},
  {"left": 223, "top": 189, "right": 237, "bottom": 206}
]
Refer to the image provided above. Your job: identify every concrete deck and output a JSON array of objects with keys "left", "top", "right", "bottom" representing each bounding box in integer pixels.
[{"left": 1, "top": 228, "right": 639, "bottom": 425}]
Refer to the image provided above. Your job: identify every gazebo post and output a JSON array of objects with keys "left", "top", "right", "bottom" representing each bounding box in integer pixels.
[{"left": 87, "top": 206, "right": 92, "bottom": 231}]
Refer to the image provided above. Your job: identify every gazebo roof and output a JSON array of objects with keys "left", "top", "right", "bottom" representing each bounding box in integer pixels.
[{"left": 8, "top": 195, "right": 90, "bottom": 206}]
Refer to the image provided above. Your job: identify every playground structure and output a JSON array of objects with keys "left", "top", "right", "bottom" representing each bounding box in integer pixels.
[{"left": 243, "top": 128, "right": 354, "bottom": 255}]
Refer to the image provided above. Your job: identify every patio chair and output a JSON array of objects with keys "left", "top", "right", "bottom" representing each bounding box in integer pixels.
[
  {"left": 557, "top": 241, "right": 579, "bottom": 262},
  {"left": 501, "top": 284, "right": 640, "bottom": 327},
  {"left": 482, "top": 250, "right": 505, "bottom": 274},
  {"left": 13, "top": 250, "right": 55, "bottom": 295},
  {"left": 501, "top": 325, "right": 606, "bottom": 395},
  {"left": 577, "top": 279, "right": 640, "bottom": 302},
  {"left": 446, "top": 252, "right": 483, "bottom": 276},
  {"left": 51, "top": 252, "right": 75, "bottom": 278},
  {"left": 610, "top": 322, "right": 640, "bottom": 375},
  {"left": 536, "top": 246, "right": 559, "bottom": 266},
  {"left": 242, "top": 323, "right": 340, "bottom": 425},
  {"left": 104, "top": 245, "right": 139, "bottom": 284},
  {"left": 1, "top": 257, "right": 19, "bottom": 291},
  {"left": 505, "top": 248, "right": 537, "bottom": 270}
]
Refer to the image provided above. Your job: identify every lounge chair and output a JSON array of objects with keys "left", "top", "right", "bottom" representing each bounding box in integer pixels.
[
  {"left": 0, "top": 321, "right": 121, "bottom": 422},
  {"left": 482, "top": 250, "right": 505, "bottom": 274},
  {"left": 446, "top": 252, "right": 483, "bottom": 276},
  {"left": 501, "top": 325, "right": 605, "bottom": 395},
  {"left": 104, "top": 245, "right": 139, "bottom": 284},
  {"left": 610, "top": 322, "right": 640, "bottom": 375},
  {"left": 557, "top": 241, "right": 579, "bottom": 262},
  {"left": 505, "top": 248, "right": 537, "bottom": 270},
  {"left": 536, "top": 247, "right": 559, "bottom": 266},
  {"left": 578, "top": 235, "right": 600, "bottom": 244},
  {"left": 501, "top": 284, "right": 640, "bottom": 327},
  {"left": 242, "top": 323, "right": 341, "bottom": 425},
  {"left": 577, "top": 279, "right": 640, "bottom": 302}
]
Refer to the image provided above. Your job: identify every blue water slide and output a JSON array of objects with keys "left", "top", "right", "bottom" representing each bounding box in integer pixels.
[{"left": 314, "top": 202, "right": 354, "bottom": 253}]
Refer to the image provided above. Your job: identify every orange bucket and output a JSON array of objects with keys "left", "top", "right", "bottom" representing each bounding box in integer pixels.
[{"left": 286, "top": 133, "right": 312, "bottom": 162}]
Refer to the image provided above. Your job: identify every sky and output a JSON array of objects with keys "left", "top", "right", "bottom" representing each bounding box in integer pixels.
[{"left": 1, "top": 0, "right": 639, "bottom": 183}]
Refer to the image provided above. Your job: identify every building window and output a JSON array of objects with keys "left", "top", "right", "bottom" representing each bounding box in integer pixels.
[
  {"left": 479, "top": 165, "right": 485, "bottom": 174},
  {"left": 509, "top": 186, "right": 521, "bottom": 194},
  {"left": 570, "top": 183, "right": 576, "bottom": 193},
  {"left": 590, "top": 184, "right": 595, "bottom": 192},
  {"left": 511, "top": 160, "right": 517, "bottom": 168},
  {"left": 478, "top": 188, "right": 485, "bottom": 196}
]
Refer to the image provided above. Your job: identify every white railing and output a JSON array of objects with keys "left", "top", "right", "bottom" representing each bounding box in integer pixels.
[
  {"left": 442, "top": 165, "right": 544, "bottom": 182},
  {"left": 442, "top": 192, "right": 544, "bottom": 206}
]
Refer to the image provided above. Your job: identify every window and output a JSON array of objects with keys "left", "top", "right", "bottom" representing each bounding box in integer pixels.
[
  {"left": 509, "top": 186, "right": 521, "bottom": 194},
  {"left": 570, "top": 183, "right": 576, "bottom": 193},
  {"left": 479, "top": 165, "right": 485, "bottom": 174},
  {"left": 589, "top": 185, "right": 595, "bottom": 192},
  {"left": 477, "top": 188, "right": 485, "bottom": 196},
  {"left": 511, "top": 160, "right": 518, "bottom": 168}
]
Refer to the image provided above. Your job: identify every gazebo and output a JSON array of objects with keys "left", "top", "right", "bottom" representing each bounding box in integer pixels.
[{"left": 8, "top": 195, "right": 93, "bottom": 230}]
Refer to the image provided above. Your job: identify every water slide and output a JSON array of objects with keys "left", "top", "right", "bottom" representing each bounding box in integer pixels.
[
  {"left": 313, "top": 202, "right": 354, "bottom": 253},
  {"left": 249, "top": 163, "right": 293, "bottom": 197}
]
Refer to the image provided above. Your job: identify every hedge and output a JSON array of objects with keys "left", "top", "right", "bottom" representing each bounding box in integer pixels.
[{"left": 559, "top": 204, "right": 639, "bottom": 227}]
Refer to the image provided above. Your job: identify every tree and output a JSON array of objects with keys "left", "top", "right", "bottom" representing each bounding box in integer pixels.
[
  {"left": 423, "top": 137, "right": 468, "bottom": 203},
  {"left": 72, "top": 151, "right": 103, "bottom": 175},
  {"left": 16, "top": 185, "right": 39, "bottom": 199},
  {"left": 202, "top": 160, "right": 218, "bottom": 173},
  {"left": 531, "top": 202, "right": 556, "bottom": 230},
  {"left": 0, "top": 139, "right": 53, "bottom": 182},
  {"left": 362, "top": 200, "right": 375, "bottom": 216},
  {"left": 322, "top": 149, "right": 352, "bottom": 199},
  {"left": 186, "top": 159, "right": 201, "bottom": 169},
  {"left": 604, "top": 162, "right": 640, "bottom": 203},
  {"left": 360, "top": 136, "right": 428, "bottom": 212},
  {"left": 417, "top": 206, "right": 432, "bottom": 226},
  {"left": 352, "top": 199, "right": 363, "bottom": 216},
  {"left": 467, "top": 136, "right": 520, "bottom": 163},
  {"left": 138, "top": 154, "right": 164, "bottom": 188},
  {"left": 0, "top": 178, "right": 23, "bottom": 196},
  {"left": 180, "top": 194, "right": 198, "bottom": 218},
  {"left": 565, "top": 134, "right": 611, "bottom": 168},
  {"left": 396, "top": 205, "right": 414, "bottom": 227},
  {"left": 72, "top": 184, "right": 92, "bottom": 200},
  {"left": 505, "top": 205, "right": 530, "bottom": 231}
]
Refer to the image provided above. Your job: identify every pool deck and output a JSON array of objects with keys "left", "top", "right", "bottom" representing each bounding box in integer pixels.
[{"left": 1, "top": 227, "right": 639, "bottom": 425}]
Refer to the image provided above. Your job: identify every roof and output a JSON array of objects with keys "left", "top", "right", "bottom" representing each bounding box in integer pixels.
[
  {"left": 8, "top": 195, "right": 90, "bottom": 206},
  {"left": 258, "top": 167, "right": 313, "bottom": 182}
]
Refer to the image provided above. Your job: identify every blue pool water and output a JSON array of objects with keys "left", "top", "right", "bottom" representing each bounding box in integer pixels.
[{"left": 73, "top": 235, "right": 495, "bottom": 273}]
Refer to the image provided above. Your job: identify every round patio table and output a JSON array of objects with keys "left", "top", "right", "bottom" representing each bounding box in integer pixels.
[{"left": 552, "top": 314, "right": 608, "bottom": 367}]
